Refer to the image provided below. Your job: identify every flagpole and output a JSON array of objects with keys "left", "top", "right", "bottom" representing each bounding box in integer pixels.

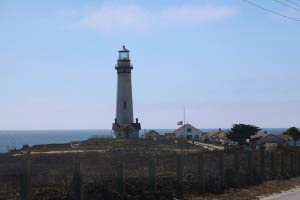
[{"left": 183, "top": 104, "right": 186, "bottom": 125}]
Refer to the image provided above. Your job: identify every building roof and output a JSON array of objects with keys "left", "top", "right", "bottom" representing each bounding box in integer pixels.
[
  {"left": 145, "top": 130, "right": 167, "bottom": 140},
  {"left": 174, "top": 123, "right": 201, "bottom": 133},
  {"left": 145, "top": 130, "right": 161, "bottom": 137},
  {"left": 206, "top": 130, "right": 227, "bottom": 138},
  {"left": 254, "top": 134, "right": 290, "bottom": 144},
  {"left": 119, "top": 45, "right": 129, "bottom": 52},
  {"left": 250, "top": 133, "right": 267, "bottom": 140},
  {"left": 277, "top": 134, "right": 293, "bottom": 141},
  {"left": 165, "top": 132, "right": 176, "bottom": 136},
  {"left": 250, "top": 133, "right": 290, "bottom": 140},
  {"left": 145, "top": 130, "right": 160, "bottom": 134}
]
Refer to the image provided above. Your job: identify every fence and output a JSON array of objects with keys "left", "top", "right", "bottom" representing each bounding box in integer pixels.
[{"left": 1, "top": 148, "right": 300, "bottom": 200}]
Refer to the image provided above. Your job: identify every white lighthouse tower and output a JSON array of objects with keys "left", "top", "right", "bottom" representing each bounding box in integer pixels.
[{"left": 112, "top": 46, "right": 141, "bottom": 138}]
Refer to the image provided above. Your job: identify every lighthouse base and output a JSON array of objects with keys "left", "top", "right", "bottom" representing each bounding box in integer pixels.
[{"left": 112, "top": 122, "right": 141, "bottom": 139}]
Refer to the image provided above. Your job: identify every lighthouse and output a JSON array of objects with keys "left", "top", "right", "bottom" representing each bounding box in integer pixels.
[{"left": 112, "top": 46, "right": 141, "bottom": 138}]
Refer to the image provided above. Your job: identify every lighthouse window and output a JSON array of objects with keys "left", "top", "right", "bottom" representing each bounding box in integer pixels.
[
  {"left": 124, "top": 101, "right": 127, "bottom": 110},
  {"left": 119, "top": 52, "right": 129, "bottom": 60}
]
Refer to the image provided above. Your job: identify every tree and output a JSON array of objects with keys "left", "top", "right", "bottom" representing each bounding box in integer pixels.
[
  {"left": 227, "top": 124, "right": 261, "bottom": 145},
  {"left": 283, "top": 127, "right": 300, "bottom": 145}
]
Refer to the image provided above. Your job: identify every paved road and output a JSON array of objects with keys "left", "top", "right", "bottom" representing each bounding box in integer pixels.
[
  {"left": 269, "top": 192, "right": 300, "bottom": 200},
  {"left": 188, "top": 141, "right": 224, "bottom": 151},
  {"left": 260, "top": 189, "right": 300, "bottom": 200}
]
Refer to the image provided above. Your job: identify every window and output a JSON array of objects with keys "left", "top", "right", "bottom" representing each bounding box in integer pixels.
[
  {"left": 119, "top": 52, "right": 129, "bottom": 60},
  {"left": 187, "top": 128, "right": 192, "bottom": 133},
  {"left": 124, "top": 101, "right": 127, "bottom": 110}
]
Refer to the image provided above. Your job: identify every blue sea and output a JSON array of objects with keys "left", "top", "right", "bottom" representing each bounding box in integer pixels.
[{"left": 0, "top": 128, "right": 287, "bottom": 153}]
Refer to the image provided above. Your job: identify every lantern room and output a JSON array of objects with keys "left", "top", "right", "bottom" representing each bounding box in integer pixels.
[{"left": 118, "top": 45, "right": 130, "bottom": 60}]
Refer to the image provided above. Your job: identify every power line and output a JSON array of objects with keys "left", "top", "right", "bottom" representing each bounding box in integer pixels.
[
  {"left": 273, "top": 0, "right": 300, "bottom": 12},
  {"left": 240, "top": 0, "right": 300, "bottom": 22},
  {"left": 286, "top": 0, "right": 300, "bottom": 8}
]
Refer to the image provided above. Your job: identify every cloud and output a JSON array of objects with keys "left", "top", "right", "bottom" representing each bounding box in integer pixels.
[
  {"left": 161, "top": 4, "right": 238, "bottom": 23},
  {"left": 72, "top": 4, "right": 238, "bottom": 31},
  {"left": 76, "top": 5, "right": 148, "bottom": 31}
]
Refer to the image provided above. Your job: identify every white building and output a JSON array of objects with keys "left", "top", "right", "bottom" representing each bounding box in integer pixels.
[{"left": 173, "top": 123, "right": 204, "bottom": 141}]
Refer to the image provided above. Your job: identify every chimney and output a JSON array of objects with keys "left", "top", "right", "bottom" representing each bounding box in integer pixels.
[
  {"left": 136, "top": 118, "right": 139, "bottom": 123},
  {"left": 115, "top": 118, "right": 117, "bottom": 123}
]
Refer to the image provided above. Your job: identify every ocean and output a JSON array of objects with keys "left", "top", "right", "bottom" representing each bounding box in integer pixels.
[{"left": 0, "top": 128, "right": 287, "bottom": 153}]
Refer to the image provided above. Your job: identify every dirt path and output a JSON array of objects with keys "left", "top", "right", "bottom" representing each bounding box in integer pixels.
[{"left": 12, "top": 149, "right": 106, "bottom": 156}]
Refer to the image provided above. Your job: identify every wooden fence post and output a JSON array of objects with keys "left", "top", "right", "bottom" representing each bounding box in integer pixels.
[
  {"left": 116, "top": 162, "right": 125, "bottom": 198},
  {"left": 260, "top": 149, "right": 265, "bottom": 181},
  {"left": 149, "top": 159, "right": 156, "bottom": 193},
  {"left": 280, "top": 151, "right": 286, "bottom": 178},
  {"left": 298, "top": 152, "right": 300, "bottom": 176},
  {"left": 198, "top": 153, "right": 205, "bottom": 194},
  {"left": 234, "top": 151, "right": 240, "bottom": 187},
  {"left": 176, "top": 154, "right": 183, "bottom": 199},
  {"left": 271, "top": 152, "right": 276, "bottom": 178},
  {"left": 20, "top": 154, "right": 32, "bottom": 200},
  {"left": 72, "top": 160, "right": 81, "bottom": 200},
  {"left": 289, "top": 152, "right": 294, "bottom": 177},
  {"left": 247, "top": 150, "right": 253, "bottom": 184},
  {"left": 217, "top": 152, "right": 224, "bottom": 193}
]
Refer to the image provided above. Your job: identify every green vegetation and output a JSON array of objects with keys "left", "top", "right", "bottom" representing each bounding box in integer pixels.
[
  {"left": 283, "top": 127, "right": 300, "bottom": 144},
  {"left": 227, "top": 124, "right": 261, "bottom": 145}
]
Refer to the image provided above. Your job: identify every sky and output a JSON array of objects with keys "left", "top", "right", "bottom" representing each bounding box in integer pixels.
[{"left": 0, "top": 0, "right": 300, "bottom": 130}]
